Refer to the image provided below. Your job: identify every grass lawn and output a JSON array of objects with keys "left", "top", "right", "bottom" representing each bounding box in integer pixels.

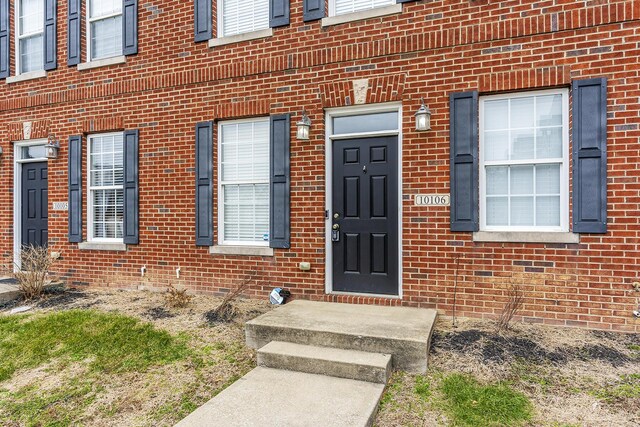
[
  {"left": 1, "top": 289, "right": 638, "bottom": 426},
  {"left": 0, "top": 288, "right": 270, "bottom": 427},
  {"left": 376, "top": 317, "right": 640, "bottom": 427}
]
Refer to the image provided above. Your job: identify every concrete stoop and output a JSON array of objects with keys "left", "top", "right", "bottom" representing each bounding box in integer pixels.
[
  {"left": 0, "top": 280, "right": 20, "bottom": 304},
  {"left": 247, "top": 300, "right": 438, "bottom": 373},
  {"left": 176, "top": 300, "right": 437, "bottom": 427}
]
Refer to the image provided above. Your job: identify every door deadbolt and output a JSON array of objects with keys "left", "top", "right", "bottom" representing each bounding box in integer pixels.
[{"left": 333, "top": 213, "right": 340, "bottom": 219}]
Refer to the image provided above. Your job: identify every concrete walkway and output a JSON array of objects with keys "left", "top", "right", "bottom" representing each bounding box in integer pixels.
[
  {"left": 176, "top": 300, "right": 437, "bottom": 427},
  {"left": 175, "top": 367, "right": 385, "bottom": 427},
  {"left": 0, "top": 278, "right": 19, "bottom": 303}
]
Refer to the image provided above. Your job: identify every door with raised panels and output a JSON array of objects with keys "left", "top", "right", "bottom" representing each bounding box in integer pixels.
[
  {"left": 331, "top": 136, "right": 398, "bottom": 295},
  {"left": 21, "top": 161, "right": 49, "bottom": 249}
]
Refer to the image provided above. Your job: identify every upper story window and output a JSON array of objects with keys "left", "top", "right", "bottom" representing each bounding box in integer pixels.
[
  {"left": 479, "top": 90, "right": 569, "bottom": 232},
  {"left": 88, "top": 0, "right": 123, "bottom": 60},
  {"left": 16, "top": 0, "right": 44, "bottom": 74},
  {"left": 330, "top": 0, "right": 395, "bottom": 16},
  {"left": 88, "top": 133, "right": 124, "bottom": 242},
  {"left": 218, "top": 0, "right": 269, "bottom": 38},
  {"left": 218, "top": 118, "right": 270, "bottom": 246}
]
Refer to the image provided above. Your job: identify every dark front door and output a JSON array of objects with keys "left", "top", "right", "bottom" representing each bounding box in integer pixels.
[
  {"left": 332, "top": 136, "right": 398, "bottom": 295},
  {"left": 21, "top": 162, "right": 48, "bottom": 248}
]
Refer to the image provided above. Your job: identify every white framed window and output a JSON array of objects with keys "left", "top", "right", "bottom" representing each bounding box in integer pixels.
[
  {"left": 88, "top": 133, "right": 124, "bottom": 242},
  {"left": 87, "top": 0, "right": 123, "bottom": 60},
  {"left": 479, "top": 89, "right": 569, "bottom": 232},
  {"left": 218, "top": 118, "right": 270, "bottom": 246},
  {"left": 16, "top": 0, "right": 44, "bottom": 74},
  {"left": 330, "top": 0, "right": 395, "bottom": 16},
  {"left": 218, "top": 0, "right": 269, "bottom": 38}
]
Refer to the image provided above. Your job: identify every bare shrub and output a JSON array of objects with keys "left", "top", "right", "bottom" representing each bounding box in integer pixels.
[
  {"left": 496, "top": 282, "right": 525, "bottom": 331},
  {"left": 10, "top": 245, "right": 59, "bottom": 300},
  {"left": 206, "top": 271, "right": 267, "bottom": 323},
  {"left": 164, "top": 285, "right": 192, "bottom": 308}
]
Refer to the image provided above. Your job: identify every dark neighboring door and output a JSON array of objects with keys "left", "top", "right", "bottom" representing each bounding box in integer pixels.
[
  {"left": 332, "top": 136, "right": 398, "bottom": 295},
  {"left": 21, "top": 162, "right": 48, "bottom": 248}
]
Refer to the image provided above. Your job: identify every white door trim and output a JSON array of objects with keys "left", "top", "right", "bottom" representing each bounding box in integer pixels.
[
  {"left": 13, "top": 139, "right": 49, "bottom": 271},
  {"left": 324, "top": 102, "right": 403, "bottom": 299}
]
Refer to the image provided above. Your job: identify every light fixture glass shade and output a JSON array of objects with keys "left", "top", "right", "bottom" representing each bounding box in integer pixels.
[
  {"left": 45, "top": 137, "right": 60, "bottom": 159},
  {"left": 415, "top": 100, "right": 432, "bottom": 131},
  {"left": 296, "top": 123, "right": 310, "bottom": 140},
  {"left": 296, "top": 111, "right": 312, "bottom": 140}
]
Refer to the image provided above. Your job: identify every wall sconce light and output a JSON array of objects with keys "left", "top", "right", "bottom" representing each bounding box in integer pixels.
[
  {"left": 45, "top": 135, "right": 60, "bottom": 159},
  {"left": 415, "top": 98, "right": 432, "bottom": 132},
  {"left": 296, "top": 110, "right": 312, "bottom": 141}
]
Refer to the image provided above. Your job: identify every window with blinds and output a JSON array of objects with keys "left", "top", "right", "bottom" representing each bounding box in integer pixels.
[
  {"left": 219, "top": 0, "right": 269, "bottom": 38},
  {"left": 331, "top": 0, "right": 395, "bottom": 16},
  {"left": 17, "top": 0, "right": 44, "bottom": 74},
  {"left": 219, "top": 119, "right": 270, "bottom": 245},
  {"left": 480, "top": 90, "right": 568, "bottom": 231},
  {"left": 89, "top": 133, "right": 124, "bottom": 241},
  {"left": 88, "top": 0, "right": 123, "bottom": 60}
]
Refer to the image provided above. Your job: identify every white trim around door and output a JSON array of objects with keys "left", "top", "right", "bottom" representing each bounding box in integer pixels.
[
  {"left": 324, "top": 102, "right": 403, "bottom": 298},
  {"left": 13, "top": 139, "right": 49, "bottom": 271}
]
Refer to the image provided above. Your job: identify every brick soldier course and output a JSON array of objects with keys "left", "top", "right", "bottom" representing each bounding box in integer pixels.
[{"left": 1, "top": 0, "right": 639, "bottom": 331}]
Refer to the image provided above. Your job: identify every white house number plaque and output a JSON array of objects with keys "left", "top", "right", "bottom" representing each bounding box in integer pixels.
[{"left": 414, "top": 194, "right": 450, "bottom": 206}]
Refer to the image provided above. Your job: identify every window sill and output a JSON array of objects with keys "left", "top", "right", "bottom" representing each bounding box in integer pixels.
[
  {"left": 6, "top": 70, "right": 47, "bottom": 84},
  {"left": 473, "top": 231, "right": 580, "bottom": 244},
  {"left": 77, "top": 56, "right": 126, "bottom": 71},
  {"left": 321, "top": 4, "right": 403, "bottom": 28},
  {"left": 209, "top": 245, "right": 274, "bottom": 257},
  {"left": 208, "top": 28, "right": 274, "bottom": 48},
  {"left": 78, "top": 242, "right": 127, "bottom": 251}
]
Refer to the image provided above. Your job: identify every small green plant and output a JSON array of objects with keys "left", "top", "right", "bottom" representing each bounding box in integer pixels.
[
  {"left": 379, "top": 371, "right": 405, "bottom": 410},
  {"left": 592, "top": 374, "right": 640, "bottom": 404},
  {"left": 414, "top": 375, "right": 431, "bottom": 400},
  {"left": 164, "top": 284, "right": 192, "bottom": 308},
  {"left": 439, "top": 373, "right": 533, "bottom": 426}
]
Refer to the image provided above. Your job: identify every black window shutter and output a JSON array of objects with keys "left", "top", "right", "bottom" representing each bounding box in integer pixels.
[
  {"left": 123, "top": 0, "right": 138, "bottom": 55},
  {"left": 269, "top": 114, "right": 291, "bottom": 249},
  {"left": 123, "top": 130, "right": 139, "bottom": 244},
  {"left": 303, "top": 0, "right": 324, "bottom": 22},
  {"left": 270, "top": 0, "right": 290, "bottom": 28},
  {"left": 68, "top": 135, "right": 83, "bottom": 243},
  {"left": 43, "top": 0, "right": 57, "bottom": 70},
  {"left": 195, "top": 122, "right": 213, "bottom": 246},
  {"left": 0, "top": 0, "right": 9, "bottom": 78},
  {"left": 67, "top": 0, "right": 81, "bottom": 65},
  {"left": 450, "top": 91, "right": 479, "bottom": 232},
  {"left": 397, "top": 0, "right": 419, "bottom": 3},
  {"left": 572, "top": 78, "right": 608, "bottom": 233},
  {"left": 194, "top": 0, "right": 212, "bottom": 42}
]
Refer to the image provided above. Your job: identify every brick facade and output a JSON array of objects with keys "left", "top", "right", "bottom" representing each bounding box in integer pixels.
[{"left": 1, "top": 0, "right": 639, "bottom": 331}]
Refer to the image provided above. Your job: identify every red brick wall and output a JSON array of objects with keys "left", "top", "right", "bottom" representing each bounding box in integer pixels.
[{"left": 1, "top": 0, "right": 639, "bottom": 331}]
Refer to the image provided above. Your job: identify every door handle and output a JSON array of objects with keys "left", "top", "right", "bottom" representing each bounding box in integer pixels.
[{"left": 332, "top": 224, "right": 340, "bottom": 230}]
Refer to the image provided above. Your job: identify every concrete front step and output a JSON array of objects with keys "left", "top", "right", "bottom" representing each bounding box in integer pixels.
[
  {"left": 246, "top": 300, "right": 437, "bottom": 373},
  {"left": 174, "top": 367, "right": 385, "bottom": 427},
  {"left": 258, "top": 340, "right": 391, "bottom": 384},
  {"left": 0, "top": 281, "right": 20, "bottom": 303}
]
